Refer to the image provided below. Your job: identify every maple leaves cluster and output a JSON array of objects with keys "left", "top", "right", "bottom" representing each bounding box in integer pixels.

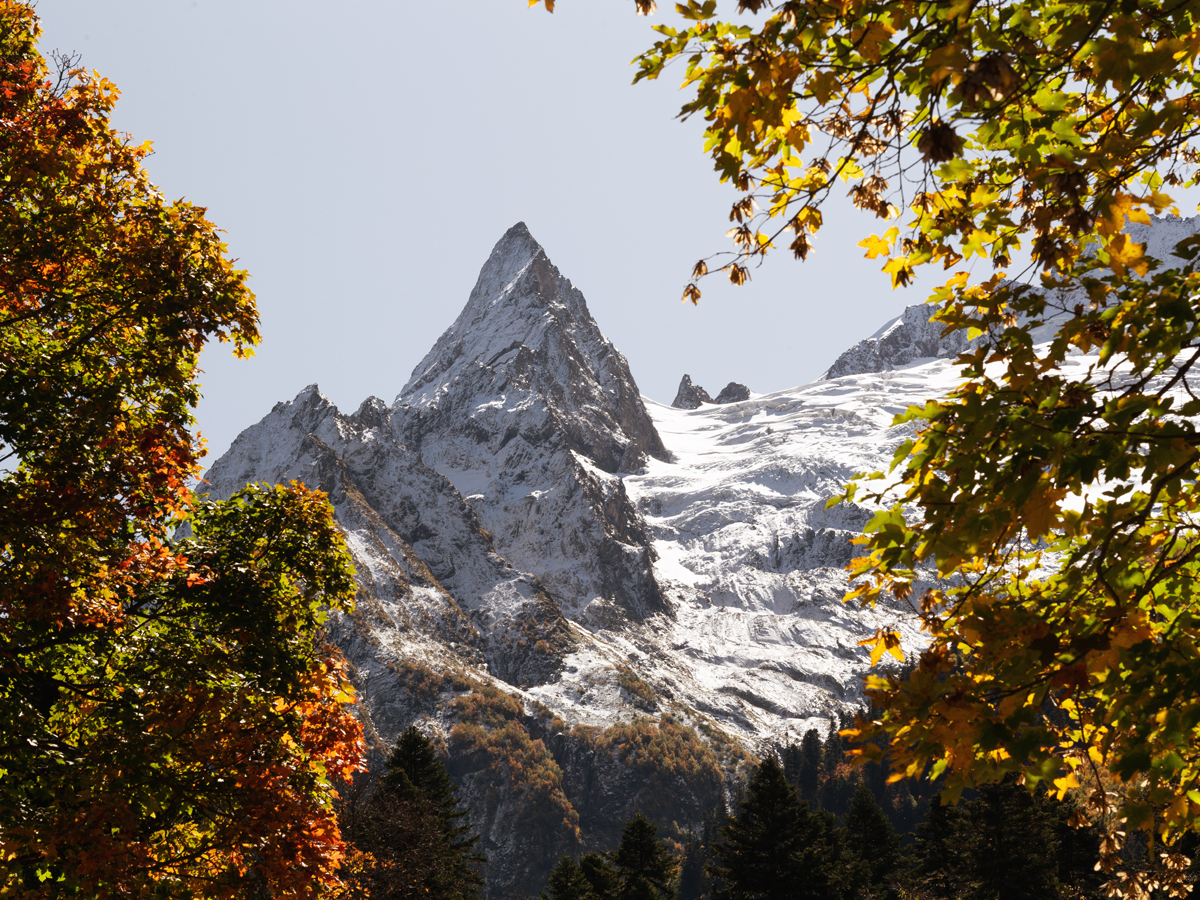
[
  {"left": 0, "top": 4, "right": 365, "bottom": 897},
  {"left": 625, "top": 0, "right": 1194, "bottom": 304}
]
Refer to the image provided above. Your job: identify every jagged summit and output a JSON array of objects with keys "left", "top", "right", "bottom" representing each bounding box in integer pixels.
[
  {"left": 672, "top": 374, "right": 712, "bottom": 409},
  {"left": 714, "top": 381, "right": 751, "bottom": 404},
  {"left": 402, "top": 222, "right": 547, "bottom": 402},
  {"left": 396, "top": 221, "right": 666, "bottom": 471},
  {"left": 671, "top": 375, "right": 752, "bottom": 409},
  {"left": 388, "top": 224, "right": 669, "bottom": 622}
]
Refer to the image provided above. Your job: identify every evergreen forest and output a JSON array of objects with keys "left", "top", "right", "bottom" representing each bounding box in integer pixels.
[{"left": 336, "top": 714, "right": 1200, "bottom": 900}]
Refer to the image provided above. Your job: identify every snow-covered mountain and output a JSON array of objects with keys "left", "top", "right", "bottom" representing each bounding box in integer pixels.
[{"left": 201, "top": 217, "right": 1200, "bottom": 896}]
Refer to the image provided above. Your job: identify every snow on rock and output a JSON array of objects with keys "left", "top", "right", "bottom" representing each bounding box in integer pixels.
[
  {"left": 820, "top": 301, "right": 969, "bottom": 380},
  {"left": 821, "top": 215, "right": 1200, "bottom": 381},
  {"left": 615, "top": 366, "right": 955, "bottom": 743},
  {"left": 392, "top": 222, "right": 669, "bottom": 624},
  {"left": 204, "top": 221, "right": 945, "bottom": 748},
  {"left": 201, "top": 384, "right": 574, "bottom": 689},
  {"left": 1126, "top": 213, "right": 1200, "bottom": 263}
]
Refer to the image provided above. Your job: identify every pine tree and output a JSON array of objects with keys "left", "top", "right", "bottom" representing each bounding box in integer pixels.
[
  {"left": 614, "top": 813, "right": 678, "bottom": 900},
  {"left": 677, "top": 830, "right": 708, "bottom": 900},
  {"left": 710, "top": 756, "right": 840, "bottom": 900},
  {"left": 840, "top": 782, "right": 902, "bottom": 900},
  {"left": 797, "top": 729, "right": 822, "bottom": 805},
  {"left": 960, "top": 777, "right": 1062, "bottom": 900},
  {"left": 907, "top": 794, "right": 966, "bottom": 899},
  {"left": 541, "top": 855, "right": 596, "bottom": 900},
  {"left": 580, "top": 851, "right": 620, "bottom": 899},
  {"left": 781, "top": 742, "right": 804, "bottom": 791},
  {"left": 346, "top": 726, "right": 485, "bottom": 900}
]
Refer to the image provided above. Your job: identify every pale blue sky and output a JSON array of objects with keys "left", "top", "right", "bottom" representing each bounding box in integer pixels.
[{"left": 39, "top": 1, "right": 920, "bottom": 464}]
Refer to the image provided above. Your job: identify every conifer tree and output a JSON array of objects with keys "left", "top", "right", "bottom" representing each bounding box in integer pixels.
[
  {"left": 1048, "top": 795, "right": 1104, "bottom": 899},
  {"left": 781, "top": 742, "right": 804, "bottom": 791},
  {"left": 797, "top": 729, "right": 822, "bottom": 805},
  {"left": 840, "top": 782, "right": 902, "bottom": 900},
  {"left": 960, "top": 777, "right": 1062, "bottom": 900},
  {"left": 580, "top": 850, "right": 620, "bottom": 900},
  {"left": 345, "top": 726, "right": 484, "bottom": 900},
  {"left": 907, "top": 795, "right": 967, "bottom": 900},
  {"left": 541, "top": 854, "right": 595, "bottom": 900},
  {"left": 614, "top": 813, "right": 678, "bottom": 900},
  {"left": 710, "top": 756, "right": 839, "bottom": 900},
  {"left": 677, "top": 831, "right": 708, "bottom": 900}
]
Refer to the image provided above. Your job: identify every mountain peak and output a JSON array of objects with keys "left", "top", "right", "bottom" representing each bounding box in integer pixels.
[
  {"left": 397, "top": 220, "right": 666, "bottom": 459},
  {"left": 483, "top": 220, "right": 544, "bottom": 278}
]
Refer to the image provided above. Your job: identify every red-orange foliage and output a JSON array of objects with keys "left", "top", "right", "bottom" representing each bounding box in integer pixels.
[
  {"left": 449, "top": 683, "right": 579, "bottom": 845},
  {"left": 0, "top": 5, "right": 364, "bottom": 896},
  {"left": 576, "top": 716, "right": 725, "bottom": 821}
]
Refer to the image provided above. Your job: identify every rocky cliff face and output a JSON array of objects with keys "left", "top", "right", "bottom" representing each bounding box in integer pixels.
[
  {"left": 394, "top": 222, "right": 669, "bottom": 625},
  {"left": 671, "top": 374, "right": 713, "bottom": 409},
  {"left": 819, "top": 301, "right": 969, "bottom": 379},
  {"left": 203, "top": 223, "right": 938, "bottom": 898},
  {"left": 202, "top": 384, "right": 573, "bottom": 689}
]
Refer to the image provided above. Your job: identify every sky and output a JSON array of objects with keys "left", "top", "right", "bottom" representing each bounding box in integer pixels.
[{"left": 39, "top": 1, "right": 930, "bottom": 465}]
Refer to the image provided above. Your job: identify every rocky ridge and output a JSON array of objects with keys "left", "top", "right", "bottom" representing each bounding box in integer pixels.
[
  {"left": 821, "top": 214, "right": 1200, "bottom": 380},
  {"left": 819, "top": 301, "right": 969, "bottom": 380},
  {"left": 671, "top": 374, "right": 753, "bottom": 408}
]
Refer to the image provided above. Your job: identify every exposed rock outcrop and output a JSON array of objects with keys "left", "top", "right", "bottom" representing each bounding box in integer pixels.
[
  {"left": 202, "top": 384, "right": 574, "bottom": 689},
  {"left": 819, "top": 302, "right": 969, "bottom": 380},
  {"left": 671, "top": 374, "right": 713, "bottom": 409},
  {"left": 714, "top": 381, "right": 751, "bottom": 403}
]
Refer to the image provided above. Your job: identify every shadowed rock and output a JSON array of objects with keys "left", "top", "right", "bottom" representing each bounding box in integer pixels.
[
  {"left": 671, "top": 374, "right": 713, "bottom": 409},
  {"left": 714, "top": 381, "right": 750, "bottom": 403}
]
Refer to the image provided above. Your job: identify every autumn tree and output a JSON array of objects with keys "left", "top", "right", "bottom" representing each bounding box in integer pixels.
[
  {"left": 0, "top": 3, "right": 364, "bottom": 895},
  {"left": 528, "top": 0, "right": 1200, "bottom": 892}
]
